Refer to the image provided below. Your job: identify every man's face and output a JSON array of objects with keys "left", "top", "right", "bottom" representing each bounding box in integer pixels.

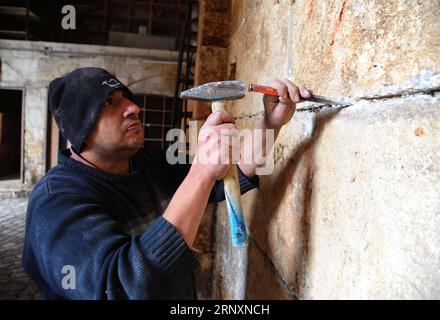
[{"left": 83, "top": 90, "right": 144, "bottom": 158}]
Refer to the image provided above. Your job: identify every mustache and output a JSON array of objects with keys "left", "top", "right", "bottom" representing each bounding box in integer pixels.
[{"left": 125, "top": 115, "right": 142, "bottom": 130}]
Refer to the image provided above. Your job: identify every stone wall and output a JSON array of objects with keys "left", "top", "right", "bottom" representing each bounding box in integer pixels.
[
  {"left": 0, "top": 40, "right": 178, "bottom": 189},
  {"left": 193, "top": 0, "right": 230, "bottom": 120},
  {"left": 194, "top": 0, "right": 440, "bottom": 299}
]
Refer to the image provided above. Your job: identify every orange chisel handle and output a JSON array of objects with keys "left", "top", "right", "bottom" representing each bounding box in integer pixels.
[
  {"left": 249, "top": 83, "right": 353, "bottom": 106},
  {"left": 248, "top": 84, "right": 279, "bottom": 96}
]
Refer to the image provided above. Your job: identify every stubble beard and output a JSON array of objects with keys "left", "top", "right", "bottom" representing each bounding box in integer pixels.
[{"left": 93, "top": 137, "right": 143, "bottom": 160}]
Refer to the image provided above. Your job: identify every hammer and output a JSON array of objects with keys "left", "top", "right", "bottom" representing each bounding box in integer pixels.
[{"left": 181, "top": 81, "right": 251, "bottom": 247}]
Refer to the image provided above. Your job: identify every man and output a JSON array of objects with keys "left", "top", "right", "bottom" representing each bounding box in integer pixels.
[{"left": 22, "top": 67, "right": 312, "bottom": 299}]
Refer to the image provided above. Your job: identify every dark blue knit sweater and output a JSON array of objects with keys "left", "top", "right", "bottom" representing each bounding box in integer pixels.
[{"left": 22, "top": 148, "right": 259, "bottom": 300}]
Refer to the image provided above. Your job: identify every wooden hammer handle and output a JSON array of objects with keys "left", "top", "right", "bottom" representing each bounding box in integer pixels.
[{"left": 212, "top": 101, "right": 248, "bottom": 247}]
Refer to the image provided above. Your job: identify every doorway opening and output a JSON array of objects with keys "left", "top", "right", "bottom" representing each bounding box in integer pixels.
[{"left": 0, "top": 88, "right": 23, "bottom": 181}]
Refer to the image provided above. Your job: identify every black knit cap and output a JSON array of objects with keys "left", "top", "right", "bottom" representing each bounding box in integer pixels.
[{"left": 49, "top": 67, "right": 134, "bottom": 152}]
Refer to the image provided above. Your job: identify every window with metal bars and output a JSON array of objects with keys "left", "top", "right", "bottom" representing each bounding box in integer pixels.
[{"left": 133, "top": 94, "right": 174, "bottom": 150}]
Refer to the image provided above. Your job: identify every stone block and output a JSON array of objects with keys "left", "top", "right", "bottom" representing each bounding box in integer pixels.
[
  {"left": 291, "top": 0, "right": 440, "bottom": 98},
  {"left": 304, "top": 94, "right": 440, "bottom": 299}
]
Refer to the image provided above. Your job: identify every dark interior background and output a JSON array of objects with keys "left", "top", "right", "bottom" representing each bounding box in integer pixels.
[
  {"left": 0, "top": 89, "right": 22, "bottom": 180},
  {"left": 0, "top": 0, "right": 187, "bottom": 49}
]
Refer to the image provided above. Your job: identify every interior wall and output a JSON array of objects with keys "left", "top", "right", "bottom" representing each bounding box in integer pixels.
[
  {"left": 0, "top": 39, "right": 178, "bottom": 189},
  {"left": 194, "top": 0, "right": 440, "bottom": 299}
]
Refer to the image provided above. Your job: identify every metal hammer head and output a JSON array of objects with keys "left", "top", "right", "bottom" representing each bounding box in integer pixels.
[{"left": 180, "top": 80, "right": 246, "bottom": 102}]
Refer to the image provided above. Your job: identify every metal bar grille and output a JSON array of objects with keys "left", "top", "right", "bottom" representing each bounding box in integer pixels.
[
  {"left": 135, "top": 93, "right": 174, "bottom": 150},
  {"left": 171, "top": 0, "right": 197, "bottom": 131}
]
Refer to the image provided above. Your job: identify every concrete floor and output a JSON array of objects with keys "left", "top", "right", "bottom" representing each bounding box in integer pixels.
[{"left": 0, "top": 198, "right": 40, "bottom": 300}]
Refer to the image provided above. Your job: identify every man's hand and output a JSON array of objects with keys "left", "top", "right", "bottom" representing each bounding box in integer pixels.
[
  {"left": 165, "top": 111, "right": 238, "bottom": 246},
  {"left": 263, "top": 79, "right": 312, "bottom": 129},
  {"left": 192, "top": 111, "right": 239, "bottom": 182}
]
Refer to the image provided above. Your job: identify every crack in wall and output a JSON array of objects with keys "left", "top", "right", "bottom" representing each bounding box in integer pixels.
[
  {"left": 297, "top": 104, "right": 350, "bottom": 112},
  {"left": 234, "top": 87, "right": 440, "bottom": 120},
  {"left": 249, "top": 237, "right": 298, "bottom": 299},
  {"left": 234, "top": 105, "right": 349, "bottom": 120},
  {"left": 356, "top": 87, "right": 440, "bottom": 102},
  {"left": 234, "top": 110, "right": 265, "bottom": 120}
]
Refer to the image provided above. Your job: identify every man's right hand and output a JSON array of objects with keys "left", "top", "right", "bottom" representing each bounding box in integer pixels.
[
  {"left": 192, "top": 111, "right": 239, "bottom": 182},
  {"left": 164, "top": 111, "right": 238, "bottom": 246}
]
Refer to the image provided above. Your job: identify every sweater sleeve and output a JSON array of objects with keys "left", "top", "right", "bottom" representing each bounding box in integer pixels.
[
  {"left": 151, "top": 149, "right": 260, "bottom": 203},
  {"left": 207, "top": 165, "right": 260, "bottom": 203},
  {"left": 22, "top": 190, "right": 197, "bottom": 300}
]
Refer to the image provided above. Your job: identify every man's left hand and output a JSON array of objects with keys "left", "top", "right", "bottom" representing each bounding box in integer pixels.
[{"left": 263, "top": 79, "right": 312, "bottom": 129}]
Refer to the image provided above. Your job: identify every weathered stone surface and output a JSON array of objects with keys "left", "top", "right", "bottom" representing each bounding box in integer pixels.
[
  {"left": 207, "top": 0, "right": 440, "bottom": 300},
  {"left": 304, "top": 94, "right": 440, "bottom": 299},
  {"left": 212, "top": 201, "right": 245, "bottom": 299},
  {"left": 215, "top": 94, "right": 440, "bottom": 299},
  {"left": 227, "top": 0, "right": 440, "bottom": 113},
  {"left": 194, "top": 46, "right": 229, "bottom": 120},
  {"left": 213, "top": 184, "right": 299, "bottom": 299},
  {"left": 226, "top": 0, "right": 293, "bottom": 118},
  {"left": 23, "top": 87, "right": 47, "bottom": 185},
  {"left": 195, "top": 46, "right": 229, "bottom": 86},
  {"left": 193, "top": 203, "right": 217, "bottom": 299},
  {"left": 291, "top": 0, "right": 440, "bottom": 99},
  {"left": 194, "top": 0, "right": 231, "bottom": 120},
  {"left": 200, "top": 0, "right": 230, "bottom": 47},
  {"left": 246, "top": 240, "right": 296, "bottom": 300},
  {"left": 244, "top": 112, "right": 317, "bottom": 298}
]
